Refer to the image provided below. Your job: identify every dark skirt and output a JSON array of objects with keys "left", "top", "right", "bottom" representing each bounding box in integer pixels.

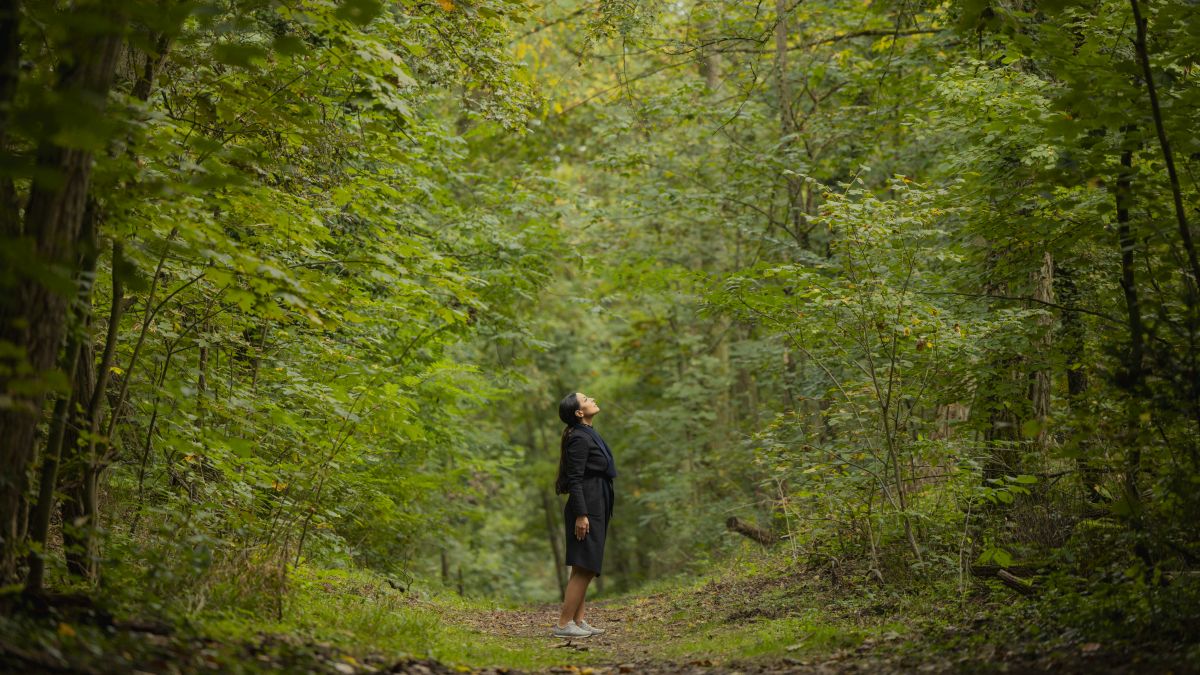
[{"left": 564, "top": 476, "right": 613, "bottom": 576}]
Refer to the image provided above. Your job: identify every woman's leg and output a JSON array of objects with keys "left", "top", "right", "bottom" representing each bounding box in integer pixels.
[
  {"left": 558, "top": 566, "right": 595, "bottom": 625},
  {"left": 572, "top": 593, "right": 587, "bottom": 624}
]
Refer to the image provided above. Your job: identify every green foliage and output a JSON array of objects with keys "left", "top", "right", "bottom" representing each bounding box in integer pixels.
[{"left": 1, "top": 0, "right": 1198, "bottom": 664}]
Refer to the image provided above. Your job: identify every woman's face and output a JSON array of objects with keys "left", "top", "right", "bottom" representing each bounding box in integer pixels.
[{"left": 575, "top": 392, "right": 600, "bottom": 419}]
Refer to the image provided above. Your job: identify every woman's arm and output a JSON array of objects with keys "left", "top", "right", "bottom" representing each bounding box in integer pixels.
[{"left": 564, "top": 431, "right": 590, "bottom": 519}]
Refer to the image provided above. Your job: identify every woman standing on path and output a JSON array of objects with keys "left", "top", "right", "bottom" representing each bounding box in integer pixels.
[{"left": 552, "top": 392, "right": 617, "bottom": 638}]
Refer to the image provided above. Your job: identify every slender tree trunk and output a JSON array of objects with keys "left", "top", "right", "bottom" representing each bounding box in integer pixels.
[
  {"left": 781, "top": 345, "right": 796, "bottom": 410},
  {"left": 1056, "top": 263, "right": 1104, "bottom": 503},
  {"left": 774, "top": 0, "right": 808, "bottom": 249},
  {"left": 1027, "top": 251, "right": 1054, "bottom": 451},
  {"left": 24, "top": 345, "right": 82, "bottom": 591},
  {"left": 541, "top": 490, "right": 566, "bottom": 599},
  {"left": 61, "top": 340, "right": 96, "bottom": 579},
  {"left": 1115, "top": 149, "right": 1147, "bottom": 513},
  {"left": 250, "top": 320, "right": 269, "bottom": 392},
  {"left": 979, "top": 249, "right": 1023, "bottom": 481},
  {"left": 1129, "top": 0, "right": 1199, "bottom": 300},
  {"left": 530, "top": 410, "right": 567, "bottom": 597},
  {"left": 1116, "top": 151, "right": 1143, "bottom": 388},
  {"left": 24, "top": 204, "right": 100, "bottom": 593},
  {"left": 0, "top": 0, "right": 20, "bottom": 238},
  {"left": 0, "top": 7, "right": 126, "bottom": 583},
  {"left": 1113, "top": 148, "right": 1156, "bottom": 569},
  {"left": 61, "top": 240, "right": 125, "bottom": 582},
  {"left": 58, "top": 31, "right": 176, "bottom": 563},
  {"left": 774, "top": 0, "right": 790, "bottom": 138},
  {"left": 198, "top": 324, "right": 209, "bottom": 400},
  {"left": 1129, "top": 0, "right": 1200, "bottom": 447},
  {"left": 131, "top": 343, "right": 178, "bottom": 537},
  {"left": 696, "top": 12, "right": 720, "bottom": 91}
]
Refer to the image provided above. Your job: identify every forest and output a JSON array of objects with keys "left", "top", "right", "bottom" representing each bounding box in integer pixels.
[{"left": 0, "top": 0, "right": 1198, "bottom": 672}]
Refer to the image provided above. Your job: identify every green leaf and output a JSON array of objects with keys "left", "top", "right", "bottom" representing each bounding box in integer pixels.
[
  {"left": 335, "top": 0, "right": 383, "bottom": 25},
  {"left": 272, "top": 35, "right": 308, "bottom": 57},
  {"left": 213, "top": 43, "right": 268, "bottom": 68}
]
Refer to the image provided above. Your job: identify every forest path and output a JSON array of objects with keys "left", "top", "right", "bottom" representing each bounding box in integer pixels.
[
  {"left": 420, "top": 569, "right": 918, "bottom": 675},
  {"left": 413, "top": 563, "right": 1163, "bottom": 675},
  {"left": 440, "top": 598, "right": 660, "bottom": 669},
  {"left": 0, "top": 562, "right": 1167, "bottom": 674}
]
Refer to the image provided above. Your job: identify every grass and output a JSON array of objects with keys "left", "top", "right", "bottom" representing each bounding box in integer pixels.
[
  {"left": 202, "top": 565, "right": 605, "bottom": 671},
  {"left": 596, "top": 548, "right": 938, "bottom": 667},
  {"left": 27, "top": 543, "right": 1172, "bottom": 673},
  {"left": 656, "top": 614, "right": 867, "bottom": 661}
]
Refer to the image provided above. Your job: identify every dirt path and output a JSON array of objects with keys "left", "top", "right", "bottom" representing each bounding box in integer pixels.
[
  {"left": 422, "top": 582, "right": 1193, "bottom": 675},
  {"left": 430, "top": 592, "right": 891, "bottom": 675},
  {"left": 443, "top": 598, "right": 649, "bottom": 665},
  {"left": 4, "top": 581, "right": 1190, "bottom": 674}
]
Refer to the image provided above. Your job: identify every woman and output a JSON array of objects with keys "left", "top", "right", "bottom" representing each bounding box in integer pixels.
[{"left": 551, "top": 391, "right": 617, "bottom": 638}]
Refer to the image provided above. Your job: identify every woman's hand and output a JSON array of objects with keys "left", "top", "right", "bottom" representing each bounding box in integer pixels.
[{"left": 574, "top": 515, "right": 590, "bottom": 540}]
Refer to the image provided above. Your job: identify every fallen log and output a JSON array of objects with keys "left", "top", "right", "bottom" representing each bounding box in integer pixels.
[
  {"left": 996, "top": 569, "right": 1035, "bottom": 595},
  {"left": 113, "top": 618, "right": 173, "bottom": 635},
  {"left": 725, "top": 516, "right": 777, "bottom": 545},
  {"left": 970, "top": 563, "right": 1042, "bottom": 577},
  {"left": 970, "top": 564, "right": 1037, "bottom": 595}
]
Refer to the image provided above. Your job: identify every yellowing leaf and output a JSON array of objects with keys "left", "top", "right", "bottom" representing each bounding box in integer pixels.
[
  {"left": 58, "top": 622, "right": 76, "bottom": 637},
  {"left": 438, "top": 0, "right": 454, "bottom": 10}
]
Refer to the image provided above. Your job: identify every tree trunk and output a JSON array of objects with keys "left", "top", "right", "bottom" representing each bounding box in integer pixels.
[
  {"left": 55, "top": 31, "right": 176, "bottom": 572},
  {"left": 61, "top": 340, "right": 97, "bottom": 579},
  {"left": 1129, "top": 0, "right": 1200, "bottom": 446},
  {"left": 1114, "top": 149, "right": 1147, "bottom": 527},
  {"left": 24, "top": 202, "right": 100, "bottom": 592},
  {"left": 726, "top": 516, "right": 777, "bottom": 545},
  {"left": 1129, "top": 0, "right": 1199, "bottom": 302},
  {"left": 527, "top": 407, "right": 566, "bottom": 597},
  {"left": 542, "top": 490, "right": 566, "bottom": 599},
  {"left": 774, "top": 0, "right": 808, "bottom": 249},
  {"left": 979, "top": 250, "right": 1024, "bottom": 481},
  {"left": 697, "top": 14, "right": 720, "bottom": 91},
  {"left": 60, "top": 240, "right": 125, "bottom": 583},
  {"left": 0, "top": 0, "right": 20, "bottom": 238},
  {"left": 1056, "top": 263, "right": 1104, "bottom": 503},
  {"left": 1027, "top": 251, "right": 1054, "bottom": 450},
  {"left": 0, "top": 7, "right": 126, "bottom": 583}
]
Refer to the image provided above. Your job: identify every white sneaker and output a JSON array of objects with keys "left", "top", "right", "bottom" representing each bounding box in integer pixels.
[
  {"left": 551, "top": 620, "right": 592, "bottom": 638},
  {"left": 577, "top": 619, "right": 605, "bottom": 635}
]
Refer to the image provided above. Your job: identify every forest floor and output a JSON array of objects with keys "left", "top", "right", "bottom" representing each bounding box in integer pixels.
[
  {"left": 428, "top": 559, "right": 1194, "bottom": 675},
  {"left": 2, "top": 554, "right": 1196, "bottom": 674}
]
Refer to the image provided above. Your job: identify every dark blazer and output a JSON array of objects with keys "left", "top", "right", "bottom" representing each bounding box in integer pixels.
[{"left": 563, "top": 425, "right": 614, "bottom": 519}]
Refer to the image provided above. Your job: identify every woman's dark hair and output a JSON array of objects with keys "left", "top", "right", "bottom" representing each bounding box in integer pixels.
[{"left": 554, "top": 392, "right": 582, "bottom": 495}]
